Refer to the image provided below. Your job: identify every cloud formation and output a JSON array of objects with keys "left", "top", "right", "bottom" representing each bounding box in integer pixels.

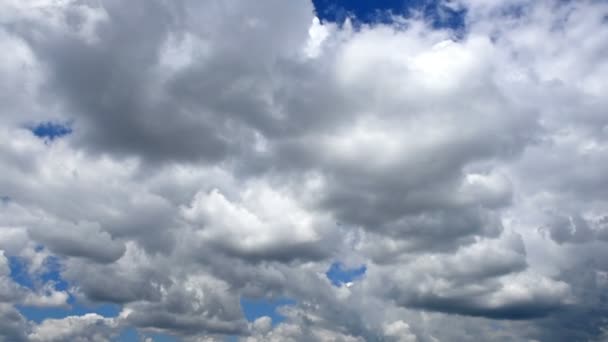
[{"left": 1, "top": 0, "right": 608, "bottom": 340}]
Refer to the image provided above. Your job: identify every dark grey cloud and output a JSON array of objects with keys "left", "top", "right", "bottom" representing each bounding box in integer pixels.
[
  {"left": 7, "top": 0, "right": 315, "bottom": 165},
  {"left": 30, "top": 221, "right": 126, "bottom": 263},
  {"left": 0, "top": 303, "right": 28, "bottom": 342},
  {"left": 0, "top": 0, "right": 607, "bottom": 340}
]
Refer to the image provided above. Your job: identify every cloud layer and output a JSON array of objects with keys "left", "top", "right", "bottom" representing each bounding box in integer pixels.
[{"left": 1, "top": 0, "right": 608, "bottom": 340}]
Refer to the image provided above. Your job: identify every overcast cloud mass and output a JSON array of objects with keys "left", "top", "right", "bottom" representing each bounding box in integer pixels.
[{"left": 1, "top": 0, "right": 608, "bottom": 340}]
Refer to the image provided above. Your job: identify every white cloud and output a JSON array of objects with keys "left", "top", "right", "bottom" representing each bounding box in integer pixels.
[
  {"left": 29, "top": 313, "right": 118, "bottom": 342},
  {"left": 0, "top": 0, "right": 607, "bottom": 340}
]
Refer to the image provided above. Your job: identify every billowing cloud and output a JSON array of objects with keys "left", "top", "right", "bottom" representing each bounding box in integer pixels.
[
  {"left": 0, "top": 0, "right": 607, "bottom": 340},
  {"left": 28, "top": 313, "right": 118, "bottom": 342}
]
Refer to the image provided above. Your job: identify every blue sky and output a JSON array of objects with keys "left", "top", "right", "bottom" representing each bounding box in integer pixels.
[
  {"left": 9, "top": 255, "right": 121, "bottom": 322},
  {"left": 312, "top": 0, "right": 466, "bottom": 29},
  {"left": 239, "top": 262, "right": 367, "bottom": 325},
  {"left": 4, "top": 0, "right": 608, "bottom": 340},
  {"left": 8, "top": 251, "right": 174, "bottom": 339},
  {"left": 27, "top": 121, "right": 72, "bottom": 140},
  {"left": 325, "top": 262, "right": 367, "bottom": 287},
  {"left": 240, "top": 297, "right": 297, "bottom": 324},
  {"left": 9, "top": 250, "right": 366, "bottom": 339}
]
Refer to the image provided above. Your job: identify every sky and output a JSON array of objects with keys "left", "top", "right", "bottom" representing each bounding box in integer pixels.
[{"left": 1, "top": 0, "right": 608, "bottom": 341}]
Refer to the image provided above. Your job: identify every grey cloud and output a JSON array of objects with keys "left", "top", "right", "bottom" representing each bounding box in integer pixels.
[
  {"left": 0, "top": 303, "right": 28, "bottom": 342},
  {"left": 403, "top": 292, "right": 566, "bottom": 320},
  {"left": 0, "top": 252, "right": 24, "bottom": 303},
  {"left": 119, "top": 269, "right": 249, "bottom": 337},
  {"left": 366, "top": 233, "right": 570, "bottom": 320},
  {"left": 8, "top": 0, "right": 315, "bottom": 164},
  {"left": 543, "top": 213, "right": 595, "bottom": 245},
  {"left": 124, "top": 304, "right": 246, "bottom": 337},
  {"left": 525, "top": 252, "right": 608, "bottom": 342},
  {"left": 30, "top": 221, "right": 125, "bottom": 263},
  {"left": 0, "top": 0, "right": 607, "bottom": 340},
  {"left": 63, "top": 249, "right": 170, "bottom": 304}
]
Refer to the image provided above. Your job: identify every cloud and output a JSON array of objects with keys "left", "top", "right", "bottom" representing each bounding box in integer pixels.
[
  {"left": 180, "top": 183, "right": 333, "bottom": 261},
  {"left": 0, "top": 303, "right": 29, "bottom": 342},
  {"left": 28, "top": 313, "right": 118, "bottom": 342},
  {"left": 0, "top": 0, "right": 607, "bottom": 340}
]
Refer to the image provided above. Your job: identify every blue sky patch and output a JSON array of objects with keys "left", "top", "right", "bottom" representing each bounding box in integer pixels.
[
  {"left": 8, "top": 255, "right": 68, "bottom": 291},
  {"left": 326, "top": 262, "right": 366, "bottom": 287},
  {"left": 312, "top": 0, "right": 466, "bottom": 31},
  {"left": 27, "top": 121, "right": 73, "bottom": 140},
  {"left": 9, "top": 254, "right": 121, "bottom": 323},
  {"left": 116, "top": 328, "right": 139, "bottom": 342},
  {"left": 39, "top": 256, "right": 69, "bottom": 292},
  {"left": 17, "top": 302, "right": 121, "bottom": 323},
  {"left": 8, "top": 256, "right": 35, "bottom": 289},
  {"left": 240, "top": 297, "right": 296, "bottom": 325}
]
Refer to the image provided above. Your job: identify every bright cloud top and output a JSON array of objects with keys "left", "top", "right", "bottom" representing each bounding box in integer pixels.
[{"left": 1, "top": 0, "right": 608, "bottom": 341}]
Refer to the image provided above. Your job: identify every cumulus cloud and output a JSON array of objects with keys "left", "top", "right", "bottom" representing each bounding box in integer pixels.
[
  {"left": 28, "top": 313, "right": 118, "bottom": 342},
  {"left": 0, "top": 0, "right": 607, "bottom": 340}
]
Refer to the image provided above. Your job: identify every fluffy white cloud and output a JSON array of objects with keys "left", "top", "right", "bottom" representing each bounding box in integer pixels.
[
  {"left": 0, "top": 0, "right": 607, "bottom": 340},
  {"left": 29, "top": 313, "right": 118, "bottom": 342}
]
